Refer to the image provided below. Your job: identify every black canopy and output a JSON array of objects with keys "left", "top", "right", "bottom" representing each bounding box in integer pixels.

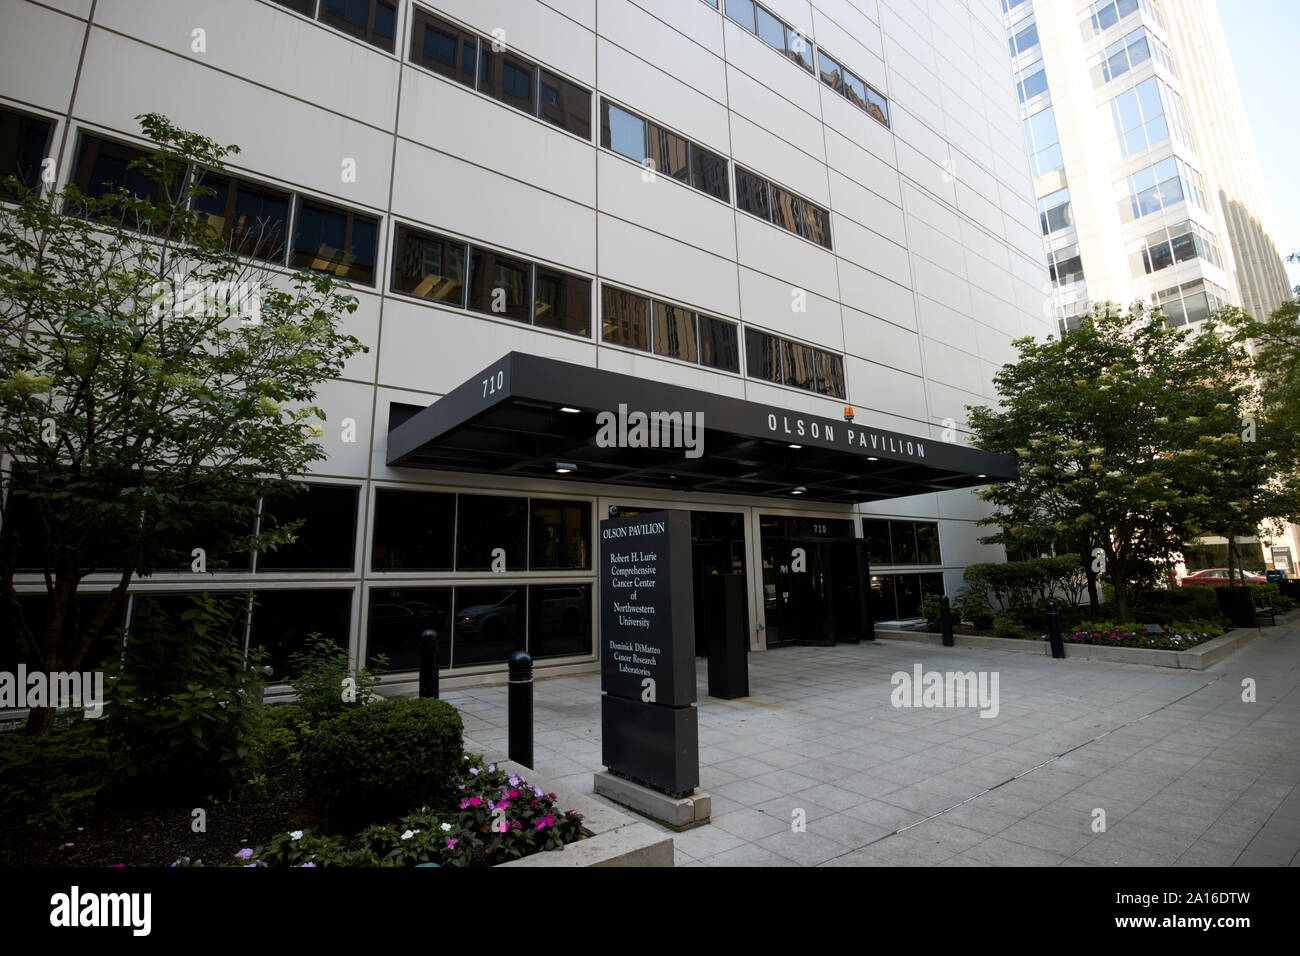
[{"left": 386, "top": 352, "right": 1016, "bottom": 504}]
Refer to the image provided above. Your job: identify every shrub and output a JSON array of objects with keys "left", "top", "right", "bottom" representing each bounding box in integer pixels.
[
  {"left": 920, "top": 593, "right": 945, "bottom": 631},
  {"left": 954, "top": 585, "right": 995, "bottom": 628},
  {"left": 1132, "top": 586, "right": 1225, "bottom": 624},
  {"left": 289, "top": 633, "right": 387, "bottom": 728},
  {"left": 301, "top": 698, "right": 464, "bottom": 829},
  {"left": 0, "top": 717, "right": 110, "bottom": 831},
  {"left": 964, "top": 555, "right": 1088, "bottom": 617},
  {"left": 104, "top": 592, "right": 266, "bottom": 801},
  {"left": 993, "top": 612, "right": 1022, "bottom": 638}
]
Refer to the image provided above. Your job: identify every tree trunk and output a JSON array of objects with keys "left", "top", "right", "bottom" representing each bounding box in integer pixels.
[{"left": 24, "top": 704, "right": 56, "bottom": 736}]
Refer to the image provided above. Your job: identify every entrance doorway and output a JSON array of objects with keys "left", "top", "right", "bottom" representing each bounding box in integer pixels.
[{"left": 759, "top": 515, "right": 873, "bottom": 646}]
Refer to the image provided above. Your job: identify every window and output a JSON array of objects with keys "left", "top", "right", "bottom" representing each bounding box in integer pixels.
[
  {"left": 726, "top": 0, "right": 757, "bottom": 32},
  {"left": 698, "top": 314, "right": 740, "bottom": 372},
  {"left": 862, "top": 520, "right": 889, "bottom": 565},
  {"left": 530, "top": 499, "right": 590, "bottom": 569},
  {"left": 817, "top": 49, "right": 890, "bottom": 127},
  {"left": 783, "top": 340, "right": 815, "bottom": 391},
  {"left": 71, "top": 133, "right": 177, "bottom": 221},
  {"left": 1048, "top": 247, "right": 1085, "bottom": 285},
  {"left": 815, "top": 350, "right": 845, "bottom": 399},
  {"left": 456, "top": 495, "right": 528, "bottom": 571},
  {"left": 1038, "top": 187, "right": 1073, "bottom": 236},
  {"left": 453, "top": 587, "right": 525, "bottom": 665},
  {"left": 1093, "top": 27, "right": 1175, "bottom": 85},
  {"left": 648, "top": 126, "right": 690, "bottom": 183},
  {"left": 735, "top": 166, "right": 831, "bottom": 248},
  {"left": 467, "top": 246, "right": 531, "bottom": 322},
  {"left": 410, "top": 8, "right": 477, "bottom": 87},
  {"left": 915, "top": 523, "right": 941, "bottom": 564},
  {"left": 754, "top": 5, "right": 786, "bottom": 54},
  {"left": 729, "top": 0, "right": 812, "bottom": 73},
  {"left": 539, "top": 70, "right": 592, "bottom": 140},
  {"left": 271, "top": 0, "right": 316, "bottom": 15},
  {"left": 250, "top": 589, "right": 352, "bottom": 682},
  {"left": 367, "top": 586, "right": 451, "bottom": 670},
  {"left": 863, "top": 519, "right": 941, "bottom": 565},
  {"left": 1085, "top": 0, "right": 1163, "bottom": 36},
  {"left": 690, "top": 144, "right": 729, "bottom": 201},
  {"left": 480, "top": 49, "right": 537, "bottom": 114},
  {"left": 1153, "top": 279, "right": 1229, "bottom": 328},
  {"left": 392, "top": 225, "right": 466, "bottom": 305},
  {"left": 1119, "top": 155, "right": 1205, "bottom": 222},
  {"left": 1139, "top": 220, "right": 1222, "bottom": 275},
  {"left": 601, "top": 101, "right": 647, "bottom": 163},
  {"left": 257, "top": 484, "right": 359, "bottom": 571},
  {"left": 745, "top": 328, "right": 782, "bottom": 382},
  {"left": 191, "top": 172, "right": 291, "bottom": 263},
  {"left": 1023, "top": 107, "right": 1063, "bottom": 178},
  {"left": 0, "top": 107, "right": 53, "bottom": 199},
  {"left": 534, "top": 267, "right": 591, "bottom": 336},
  {"left": 601, "top": 285, "right": 651, "bottom": 351},
  {"left": 1008, "top": 15, "right": 1040, "bottom": 57},
  {"left": 1110, "top": 76, "right": 1180, "bottom": 157},
  {"left": 319, "top": 0, "right": 397, "bottom": 52},
  {"left": 530, "top": 585, "right": 592, "bottom": 659},
  {"left": 1016, "top": 62, "right": 1049, "bottom": 103},
  {"left": 653, "top": 301, "right": 698, "bottom": 362},
  {"left": 371, "top": 488, "right": 456, "bottom": 571},
  {"left": 291, "top": 198, "right": 378, "bottom": 285},
  {"left": 735, "top": 167, "right": 771, "bottom": 220}
]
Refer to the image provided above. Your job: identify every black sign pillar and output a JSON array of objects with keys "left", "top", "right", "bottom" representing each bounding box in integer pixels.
[{"left": 599, "top": 510, "right": 699, "bottom": 797}]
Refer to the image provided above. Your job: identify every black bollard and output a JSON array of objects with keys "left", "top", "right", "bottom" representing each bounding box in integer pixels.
[
  {"left": 1046, "top": 600, "right": 1065, "bottom": 659},
  {"left": 940, "top": 595, "right": 954, "bottom": 646},
  {"left": 419, "top": 629, "right": 439, "bottom": 698},
  {"left": 508, "top": 650, "right": 534, "bottom": 769}
]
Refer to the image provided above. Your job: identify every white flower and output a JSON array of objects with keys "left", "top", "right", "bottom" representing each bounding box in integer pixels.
[
  {"left": 289, "top": 830, "right": 303, "bottom": 841},
  {"left": 401, "top": 829, "right": 418, "bottom": 840},
  {"left": 440, "top": 823, "right": 452, "bottom": 832}
]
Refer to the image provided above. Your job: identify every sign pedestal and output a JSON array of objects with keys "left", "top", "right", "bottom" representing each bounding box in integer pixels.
[{"left": 594, "top": 510, "right": 709, "bottom": 829}]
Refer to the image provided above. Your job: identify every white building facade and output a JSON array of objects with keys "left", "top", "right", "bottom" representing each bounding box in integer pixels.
[{"left": 1, "top": 0, "right": 1053, "bottom": 686}]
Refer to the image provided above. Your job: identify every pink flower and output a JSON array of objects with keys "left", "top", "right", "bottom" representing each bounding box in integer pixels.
[
  {"left": 459, "top": 798, "right": 470, "bottom": 810},
  {"left": 468, "top": 796, "right": 482, "bottom": 807},
  {"left": 236, "top": 848, "right": 253, "bottom": 860},
  {"left": 498, "top": 800, "right": 510, "bottom": 810},
  {"left": 446, "top": 838, "right": 458, "bottom": 849},
  {"left": 535, "top": 818, "right": 547, "bottom": 830}
]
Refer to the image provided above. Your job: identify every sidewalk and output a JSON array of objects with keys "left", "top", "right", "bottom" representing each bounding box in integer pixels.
[{"left": 442, "top": 617, "right": 1300, "bottom": 866}]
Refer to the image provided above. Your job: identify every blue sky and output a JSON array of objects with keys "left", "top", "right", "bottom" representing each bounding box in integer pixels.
[{"left": 1219, "top": 0, "right": 1299, "bottom": 298}]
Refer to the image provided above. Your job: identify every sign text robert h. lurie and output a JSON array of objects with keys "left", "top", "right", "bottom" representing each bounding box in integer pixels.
[{"left": 764, "top": 412, "right": 927, "bottom": 459}]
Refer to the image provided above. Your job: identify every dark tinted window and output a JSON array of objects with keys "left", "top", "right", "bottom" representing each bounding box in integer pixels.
[
  {"left": 870, "top": 573, "right": 897, "bottom": 619},
  {"left": 480, "top": 50, "right": 536, "bottom": 113},
  {"left": 783, "top": 339, "right": 815, "bottom": 390},
  {"left": 2, "top": 594, "right": 122, "bottom": 673},
  {"left": 736, "top": 167, "right": 771, "bottom": 220},
  {"left": 916, "top": 522, "right": 941, "bottom": 564},
  {"left": 895, "top": 574, "right": 923, "bottom": 618},
  {"left": 249, "top": 589, "right": 352, "bottom": 682},
  {"left": 192, "top": 172, "right": 290, "bottom": 263},
  {"left": 467, "top": 246, "right": 531, "bottom": 321},
  {"left": 689, "top": 144, "right": 729, "bottom": 201},
  {"left": 534, "top": 267, "right": 591, "bottom": 336},
  {"left": 530, "top": 499, "right": 590, "bottom": 569},
  {"left": 890, "top": 520, "right": 918, "bottom": 564},
  {"left": 698, "top": 314, "right": 739, "bottom": 372},
  {"left": 802, "top": 202, "right": 832, "bottom": 248},
  {"left": 320, "top": 0, "right": 396, "bottom": 52},
  {"left": 539, "top": 70, "right": 591, "bottom": 139},
  {"left": 410, "top": 9, "right": 477, "bottom": 86},
  {"left": 456, "top": 495, "right": 527, "bottom": 571},
  {"left": 392, "top": 225, "right": 466, "bottom": 305},
  {"left": 602, "top": 285, "right": 651, "bottom": 351},
  {"left": 71, "top": 134, "right": 177, "bottom": 223},
  {"left": 745, "top": 328, "right": 781, "bottom": 382},
  {"left": 653, "top": 301, "right": 697, "bottom": 362},
  {"left": 272, "top": 0, "right": 315, "bottom": 13},
  {"left": 530, "top": 584, "right": 592, "bottom": 659},
  {"left": 371, "top": 488, "right": 456, "bottom": 571},
  {"left": 291, "top": 199, "right": 378, "bottom": 286},
  {"left": 770, "top": 184, "right": 803, "bottom": 234},
  {"left": 815, "top": 350, "right": 845, "bottom": 398},
  {"left": 862, "top": 519, "right": 890, "bottom": 565},
  {"left": 0, "top": 108, "right": 53, "bottom": 198},
  {"left": 647, "top": 125, "right": 690, "bottom": 182},
  {"left": 366, "top": 586, "right": 451, "bottom": 670},
  {"left": 257, "top": 484, "right": 359, "bottom": 571},
  {"left": 453, "top": 586, "right": 525, "bottom": 666}
]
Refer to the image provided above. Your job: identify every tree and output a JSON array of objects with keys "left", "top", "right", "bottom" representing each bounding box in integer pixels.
[
  {"left": 0, "top": 114, "right": 367, "bottom": 734},
  {"left": 967, "top": 301, "right": 1295, "bottom": 622}
]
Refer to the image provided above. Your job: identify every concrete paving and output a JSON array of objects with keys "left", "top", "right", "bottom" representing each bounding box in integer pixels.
[{"left": 442, "top": 614, "right": 1300, "bottom": 866}]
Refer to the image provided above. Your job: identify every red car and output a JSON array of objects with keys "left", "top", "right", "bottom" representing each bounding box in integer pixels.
[{"left": 1178, "top": 567, "right": 1268, "bottom": 587}]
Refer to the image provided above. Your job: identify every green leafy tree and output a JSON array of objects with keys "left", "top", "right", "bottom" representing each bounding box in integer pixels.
[
  {"left": 0, "top": 114, "right": 367, "bottom": 734},
  {"left": 968, "top": 301, "right": 1295, "bottom": 622}
]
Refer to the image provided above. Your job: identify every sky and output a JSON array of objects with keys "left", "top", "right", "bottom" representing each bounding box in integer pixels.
[{"left": 1218, "top": 0, "right": 1300, "bottom": 296}]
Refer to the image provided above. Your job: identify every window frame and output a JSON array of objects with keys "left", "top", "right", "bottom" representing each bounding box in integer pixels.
[{"left": 318, "top": 0, "right": 398, "bottom": 53}]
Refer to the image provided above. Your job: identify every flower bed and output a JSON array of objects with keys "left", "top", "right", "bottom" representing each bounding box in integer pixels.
[
  {"left": 179, "top": 757, "right": 586, "bottom": 868},
  {"left": 1044, "top": 619, "right": 1223, "bottom": 651}
]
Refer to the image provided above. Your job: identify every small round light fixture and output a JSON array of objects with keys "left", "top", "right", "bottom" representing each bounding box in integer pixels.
[
  {"left": 788, "top": 443, "right": 802, "bottom": 449},
  {"left": 977, "top": 474, "right": 987, "bottom": 479},
  {"left": 554, "top": 461, "right": 577, "bottom": 474},
  {"left": 559, "top": 406, "right": 582, "bottom": 414},
  {"left": 792, "top": 486, "right": 806, "bottom": 495},
  {"left": 866, "top": 456, "right": 879, "bottom": 462}
]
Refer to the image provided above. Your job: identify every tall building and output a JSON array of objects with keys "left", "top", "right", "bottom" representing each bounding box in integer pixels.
[
  {"left": 1, "top": 0, "right": 1052, "bottom": 688},
  {"left": 1002, "top": 0, "right": 1297, "bottom": 576}
]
